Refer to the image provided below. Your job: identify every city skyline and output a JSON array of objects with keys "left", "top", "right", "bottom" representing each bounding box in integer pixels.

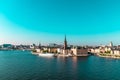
[{"left": 0, "top": 0, "right": 120, "bottom": 45}]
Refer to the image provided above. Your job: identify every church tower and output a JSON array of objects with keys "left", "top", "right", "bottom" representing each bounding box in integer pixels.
[
  {"left": 64, "top": 35, "right": 67, "bottom": 50},
  {"left": 109, "top": 41, "right": 113, "bottom": 47},
  {"left": 38, "top": 42, "right": 41, "bottom": 49}
]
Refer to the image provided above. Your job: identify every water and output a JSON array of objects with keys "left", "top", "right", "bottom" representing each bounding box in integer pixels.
[{"left": 0, "top": 51, "right": 120, "bottom": 80}]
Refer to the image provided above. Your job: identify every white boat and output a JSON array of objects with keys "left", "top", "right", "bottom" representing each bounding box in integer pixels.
[{"left": 38, "top": 53, "right": 54, "bottom": 57}]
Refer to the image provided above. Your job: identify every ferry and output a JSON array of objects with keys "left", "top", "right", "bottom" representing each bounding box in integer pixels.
[{"left": 38, "top": 53, "right": 54, "bottom": 57}]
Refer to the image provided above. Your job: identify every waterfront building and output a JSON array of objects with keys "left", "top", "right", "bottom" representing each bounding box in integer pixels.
[
  {"left": 64, "top": 35, "right": 67, "bottom": 50},
  {"left": 113, "top": 50, "right": 120, "bottom": 55},
  {"left": 31, "top": 35, "right": 89, "bottom": 56},
  {"left": 94, "top": 49, "right": 100, "bottom": 53},
  {"left": 89, "top": 42, "right": 120, "bottom": 55},
  {"left": 62, "top": 35, "right": 71, "bottom": 55},
  {"left": 57, "top": 48, "right": 64, "bottom": 54},
  {"left": 90, "top": 47, "right": 100, "bottom": 54},
  {"left": 48, "top": 43, "right": 60, "bottom": 53},
  {"left": 48, "top": 47, "right": 58, "bottom": 53},
  {"left": 61, "top": 35, "right": 88, "bottom": 56},
  {"left": 71, "top": 46, "right": 88, "bottom": 56},
  {"left": 35, "top": 49, "right": 41, "bottom": 53},
  {"left": 110, "top": 49, "right": 120, "bottom": 55}
]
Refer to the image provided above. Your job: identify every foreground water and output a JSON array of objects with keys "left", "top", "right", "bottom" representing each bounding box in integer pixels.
[{"left": 0, "top": 51, "right": 120, "bottom": 80}]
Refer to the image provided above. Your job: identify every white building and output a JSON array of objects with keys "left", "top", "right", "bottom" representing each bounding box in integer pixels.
[
  {"left": 90, "top": 48, "right": 100, "bottom": 53},
  {"left": 35, "top": 49, "right": 41, "bottom": 53},
  {"left": 113, "top": 50, "right": 120, "bottom": 55}
]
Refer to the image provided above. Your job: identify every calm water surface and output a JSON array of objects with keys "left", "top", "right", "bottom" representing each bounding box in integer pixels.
[{"left": 0, "top": 51, "right": 120, "bottom": 80}]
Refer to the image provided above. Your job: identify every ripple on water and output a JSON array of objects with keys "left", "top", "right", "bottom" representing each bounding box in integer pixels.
[{"left": 0, "top": 51, "right": 120, "bottom": 80}]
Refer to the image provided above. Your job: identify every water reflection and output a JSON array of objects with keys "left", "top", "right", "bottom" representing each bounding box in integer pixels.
[
  {"left": 72, "top": 57, "right": 78, "bottom": 69},
  {"left": 1, "top": 51, "right": 120, "bottom": 80}
]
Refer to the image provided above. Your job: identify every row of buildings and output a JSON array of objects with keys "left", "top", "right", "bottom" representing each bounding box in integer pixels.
[
  {"left": 0, "top": 36, "right": 88, "bottom": 56},
  {"left": 33, "top": 35, "right": 88, "bottom": 56},
  {"left": 0, "top": 44, "right": 31, "bottom": 50},
  {"left": 89, "top": 42, "right": 120, "bottom": 55},
  {"left": 1, "top": 37, "right": 120, "bottom": 56},
  {"left": 3, "top": 36, "right": 120, "bottom": 57}
]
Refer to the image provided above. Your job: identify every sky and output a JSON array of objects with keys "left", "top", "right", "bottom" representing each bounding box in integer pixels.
[{"left": 0, "top": 0, "right": 120, "bottom": 46}]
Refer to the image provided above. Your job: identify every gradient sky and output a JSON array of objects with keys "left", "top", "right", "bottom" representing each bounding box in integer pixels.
[{"left": 0, "top": 0, "right": 120, "bottom": 45}]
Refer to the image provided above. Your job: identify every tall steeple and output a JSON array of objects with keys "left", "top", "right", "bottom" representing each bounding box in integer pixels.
[
  {"left": 38, "top": 42, "right": 41, "bottom": 49},
  {"left": 109, "top": 41, "right": 113, "bottom": 47},
  {"left": 64, "top": 35, "right": 67, "bottom": 50}
]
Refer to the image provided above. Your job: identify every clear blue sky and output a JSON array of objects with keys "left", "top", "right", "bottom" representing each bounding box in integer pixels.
[{"left": 0, "top": 0, "right": 120, "bottom": 45}]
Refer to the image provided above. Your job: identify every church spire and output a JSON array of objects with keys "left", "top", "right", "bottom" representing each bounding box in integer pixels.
[
  {"left": 65, "top": 35, "right": 66, "bottom": 42},
  {"left": 38, "top": 42, "right": 41, "bottom": 49},
  {"left": 64, "top": 35, "right": 67, "bottom": 50}
]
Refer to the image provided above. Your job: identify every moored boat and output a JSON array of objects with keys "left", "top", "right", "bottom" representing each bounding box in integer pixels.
[{"left": 38, "top": 53, "right": 54, "bottom": 57}]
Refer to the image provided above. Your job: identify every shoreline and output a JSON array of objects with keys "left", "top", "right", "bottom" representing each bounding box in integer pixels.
[
  {"left": 97, "top": 53, "right": 120, "bottom": 59},
  {"left": 32, "top": 52, "right": 89, "bottom": 57}
]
